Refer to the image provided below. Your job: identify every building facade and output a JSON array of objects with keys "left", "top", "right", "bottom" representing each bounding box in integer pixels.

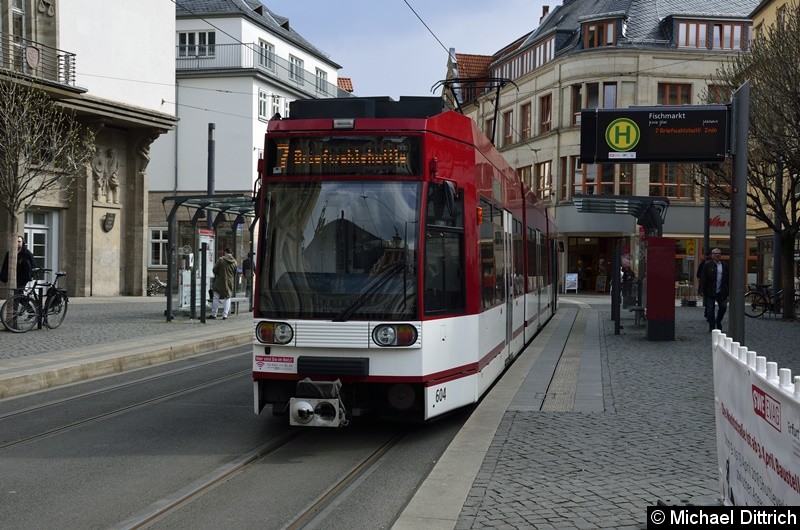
[
  {"left": 446, "top": 0, "right": 759, "bottom": 294},
  {"left": 0, "top": 0, "right": 177, "bottom": 296},
  {"left": 148, "top": 0, "right": 352, "bottom": 283}
]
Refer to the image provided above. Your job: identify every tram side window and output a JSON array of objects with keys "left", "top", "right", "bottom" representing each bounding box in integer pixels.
[
  {"left": 424, "top": 231, "right": 464, "bottom": 314},
  {"left": 425, "top": 182, "right": 464, "bottom": 315},
  {"left": 480, "top": 200, "right": 505, "bottom": 308},
  {"left": 527, "top": 227, "right": 537, "bottom": 292},
  {"left": 426, "top": 181, "right": 463, "bottom": 228},
  {"left": 513, "top": 219, "right": 524, "bottom": 296}
]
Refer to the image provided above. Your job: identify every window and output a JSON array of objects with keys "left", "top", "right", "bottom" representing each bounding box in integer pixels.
[
  {"left": 485, "top": 118, "right": 495, "bottom": 142},
  {"left": 479, "top": 200, "right": 505, "bottom": 308},
  {"left": 678, "top": 21, "right": 707, "bottom": 48},
  {"left": 289, "top": 55, "right": 304, "bottom": 84},
  {"left": 534, "top": 36, "right": 555, "bottom": 69},
  {"left": 315, "top": 68, "right": 328, "bottom": 94},
  {"left": 603, "top": 82, "right": 617, "bottom": 108},
  {"left": 520, "top": 103, "right": 532, "bottom": 140},
  {"left": 576, "top": 163, "right": 627, "bottom": 196},
  {"left": 586, "top": 83, "right": 599, "bottom": 109},
  {"left": 178, "top": 31, "right": 215, "bottom": 58},
  {"left": 503, "top": 110, "right": 513, "bottom": 146},
  {"left": 571, "top": 85, "right": 582, "bottom": 125},
  {"left": 599, "top": 163, "right": 615, "bottom": 194},
  {"left": 272, "top": 94, "right": 281, "bottom": 118},
  {"left": 258, "top": 89, "right": 269, "bottom": 121},
  {"left": 658, "top": 83, "right": 691, "bottom": 105},
  {"left": 517, "top": 165, "right": 532, "bottom": 189},
  {"left": 649, "top": 163, "right": 695, "bottom": 199},
  {"left": 619, "top": 163, "right": 633, "bottom": 195},
  {"left": 713, "top": 23, "right": 744, "bottom": 50},
  {"left": 150, "top": 228, "right": 169, "bottom": 267},
  {"left": 258, "top": 39, "right": 275, "bottom": 70},
  {"left": 584, "top": 20, "right": 615, "bottom": 48},
  {"left": 283, "top": 98, "right": 291, "bottom": 118},
  {"left": 571, "top": 157, "right": 583, "bottom": 197},
  {"left": 425, "top": 182, "right": 465, "bottom": 314},
  {"left": 535, "top": 161, "right": 552, "bottom": 200},
  {"left": 539, "top": 94, "right": 552, "bottom": 134}
]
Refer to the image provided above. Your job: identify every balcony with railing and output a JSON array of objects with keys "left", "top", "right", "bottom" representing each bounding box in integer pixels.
[
  {"left": 0, "top": 32, "right": 76, "bottom": 87},
  {"left": 175, "top": 42, "right": 353, "bottom": 98}
]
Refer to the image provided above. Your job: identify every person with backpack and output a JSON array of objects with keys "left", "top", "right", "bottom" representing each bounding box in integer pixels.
[{"left": 209, "top": 246, "right": 237, "bottom": 320}]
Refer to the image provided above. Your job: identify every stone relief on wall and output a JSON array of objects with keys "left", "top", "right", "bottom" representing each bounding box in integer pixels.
[
  {"left": 38, "top": 0, "right": 55, "bottom": 17},
  {"left": 91, "top": 147, "right": 120, "bottom": 203},
  {"left": 136, "top": 132, "right": 160, "bottom": 176}
]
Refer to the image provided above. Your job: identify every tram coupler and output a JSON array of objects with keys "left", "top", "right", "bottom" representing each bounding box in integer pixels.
[{"left": 289, "top": 378, "right": 349, "bottom": 427}]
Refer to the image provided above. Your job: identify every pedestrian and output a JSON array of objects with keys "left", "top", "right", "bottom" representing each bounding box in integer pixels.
[
  {"left": 209, "top": 246, "right": 237, "bottom": 320},
  {"left": 696, "top": 251, "right": 710, "bottom": 279},
  {"left": 698, "top": 248, "right": 729, "bottom": 331},
  {"left": 1, "top": 235, "right": 36, "bottom": 294},
  {"left": 696, "top": 251, "right": 711, "bottom": 308},
  {"left": 241, "top": 254, "right": 253, "bottom": 291}
]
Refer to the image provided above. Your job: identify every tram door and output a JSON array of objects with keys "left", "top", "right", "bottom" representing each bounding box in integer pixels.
[{"left": 503, "top": 210, "right": 514, "bottom": 360}]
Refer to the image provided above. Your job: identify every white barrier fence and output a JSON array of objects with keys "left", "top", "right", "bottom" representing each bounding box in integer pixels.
[{"left": 712, "top": 330, "right": 800, "bottom": 505}]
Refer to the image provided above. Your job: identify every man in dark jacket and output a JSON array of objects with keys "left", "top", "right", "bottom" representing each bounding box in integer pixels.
[
  {"left": 698, "top": 248, "right": 729, "bottom": 331},
  {"left": 1, "top": 235, "right": 35, "bottom": 292}
]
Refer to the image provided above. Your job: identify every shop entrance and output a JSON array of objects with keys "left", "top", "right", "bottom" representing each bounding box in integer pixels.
[{"left": 567, "top": 237, "right": 614, "bottom": 293}]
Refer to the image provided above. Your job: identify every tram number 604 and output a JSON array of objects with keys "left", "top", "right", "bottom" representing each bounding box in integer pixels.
[{"left": 435, "top": 387, "right": 447, "bottom": 402}]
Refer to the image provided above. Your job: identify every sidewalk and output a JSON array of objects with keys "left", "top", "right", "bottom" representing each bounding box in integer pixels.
[
  {"left": 395, "top": 295, "right": 800, "bottom": 529},
  {"left": 0, "top": 296, "right": 252, "bottom": 399}
]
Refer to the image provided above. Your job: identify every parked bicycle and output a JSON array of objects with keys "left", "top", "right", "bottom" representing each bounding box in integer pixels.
[
  {"left": 146, "top": 275, "right": 167, "bottom": 296},
  {"left": 743, "top": 284, "right": 800, "bottom": 321},
  {"left": 0, "top": 268, "right": 69, "bottom": 333}
]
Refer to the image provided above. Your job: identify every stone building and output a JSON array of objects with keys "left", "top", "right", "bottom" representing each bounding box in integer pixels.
[
  {"left": 446, "top": 0, "right": 759, "bottom": 293},
  {"left": 0, "top": 0, "right": 177, "bottom": 296}
]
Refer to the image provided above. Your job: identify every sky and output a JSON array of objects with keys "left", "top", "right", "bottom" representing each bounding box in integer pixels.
[{"left": 269, "top": 0, "right": 554, "bottom": 99}]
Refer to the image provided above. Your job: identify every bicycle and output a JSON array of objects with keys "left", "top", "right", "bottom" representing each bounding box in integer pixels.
[
  {"left": 0, "top": 268, "right": 69, "bottom": 333},
  {"left": 743, "top": 284, "right": 800, "bottom": 321},
  {"left": 146, "top": 275, "right": 167, "bottom": 296}
]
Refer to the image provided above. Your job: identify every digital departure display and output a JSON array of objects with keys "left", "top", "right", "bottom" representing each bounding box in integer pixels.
[
  {"left": 268, "top": 136, "right": 421, "bottom": 176},
  {"left": 580, "top": 105, "right": 729, "bottom": 163}
]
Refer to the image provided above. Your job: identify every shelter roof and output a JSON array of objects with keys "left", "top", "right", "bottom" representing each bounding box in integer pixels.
[{"left": 573, "top": 194, "right": 670, "bottom": 235}]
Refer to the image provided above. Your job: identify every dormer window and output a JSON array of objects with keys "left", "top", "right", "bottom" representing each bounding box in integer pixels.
[
  {"left": 584, "top": 20, "right": 616, "bottom": 49},
  {"left": 675, "top": 19, "right": 748, "bottom": 50},
  {"left": 678, "top": 21, "right": 707, "bottom": 48},
  {"left": 713, "top": 22, "right": 744, "bottom": 49}
]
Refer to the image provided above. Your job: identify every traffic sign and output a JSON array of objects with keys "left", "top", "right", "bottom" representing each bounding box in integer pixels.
[{"left": 580, "top": 105, "right": 729, "bottom": 163}]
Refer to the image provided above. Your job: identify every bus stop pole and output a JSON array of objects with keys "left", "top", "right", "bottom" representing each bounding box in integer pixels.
[{"left": 729, "top": 81, "right": 750, "bottom": 344}]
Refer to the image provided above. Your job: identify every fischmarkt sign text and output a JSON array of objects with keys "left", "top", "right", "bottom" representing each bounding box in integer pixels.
[{"left": 580, "top": 105, "right": 729, "bottom": 163}]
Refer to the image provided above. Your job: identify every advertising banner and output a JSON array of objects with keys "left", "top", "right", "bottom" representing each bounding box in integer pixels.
[{"left": 713, "top": 333, "right": 800, "bottom": 506}]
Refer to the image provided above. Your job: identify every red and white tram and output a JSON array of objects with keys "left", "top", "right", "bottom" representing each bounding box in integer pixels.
[{"left": 252, "top": 97, "right": 558, "bottom": 426}]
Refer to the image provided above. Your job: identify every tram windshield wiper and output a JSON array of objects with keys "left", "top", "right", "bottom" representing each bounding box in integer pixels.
[{"left": 332, "top": 261, "right": 405, "bottom": 322}]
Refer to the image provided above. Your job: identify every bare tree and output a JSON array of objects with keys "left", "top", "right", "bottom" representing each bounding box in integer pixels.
[
  {"left": 710, "top": 3, "right": 800, "bottom": 319},
  {"left": 0, "top": 77, "right": 95, "bottom": 292}
]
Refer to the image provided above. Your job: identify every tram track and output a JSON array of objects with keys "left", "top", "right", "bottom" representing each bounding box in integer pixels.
[
  {"left": 0, "top": 349, "right": 251, "bottom": 450},
  {"left": 284, "top": 430, "right": 408, "bottom": 530},
  {"left": 113, "top": 427, "right": 410, "bottom": 530},
  {"left": 114, "top": 430, "right": 304, "bottom": 530}
]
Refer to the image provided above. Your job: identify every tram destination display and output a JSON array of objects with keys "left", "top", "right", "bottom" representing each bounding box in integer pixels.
[{"left": 580, "top": 105, "right": 729, "bottom": 163}]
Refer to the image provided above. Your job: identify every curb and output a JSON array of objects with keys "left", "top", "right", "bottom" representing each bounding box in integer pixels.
[{"left": 0, "top": 330, "right": 253, "bottom": 399}]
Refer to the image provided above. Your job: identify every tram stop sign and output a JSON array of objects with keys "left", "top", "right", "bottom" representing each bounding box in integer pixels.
[{"left": 580, "top": 105, "right": 729, "bottom": 164}]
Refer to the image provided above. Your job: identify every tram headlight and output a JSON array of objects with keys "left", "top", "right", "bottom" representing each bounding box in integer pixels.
[
  {"left": 256, "top": 321, "right": 294, "bottom": 345},
  {"left": 372, "top": 324, "right": 417, "bottom": 347}
]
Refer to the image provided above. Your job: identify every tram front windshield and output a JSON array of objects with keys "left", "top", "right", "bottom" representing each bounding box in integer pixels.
[{"left": 259, "top": 181, "right": 420, "bottom": 321}]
